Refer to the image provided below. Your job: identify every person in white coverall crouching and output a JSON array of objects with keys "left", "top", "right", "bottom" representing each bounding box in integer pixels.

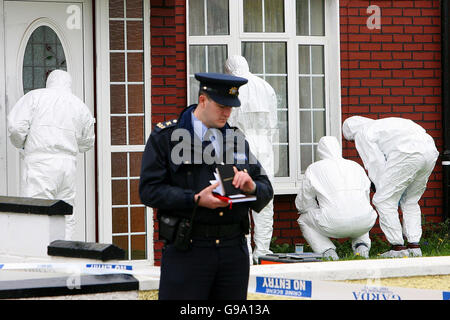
[
  {"left": 343, "top": 116, "right": 438, "bottom": 258},
  {"left": 295, "top": 136, "right": 377, "bottom": 260},
  {"left": 225, "top": 55, "right": 278, "bottom": 264},
  {"left": 7, "top": 70, "right": 95, "bottom": 240}
]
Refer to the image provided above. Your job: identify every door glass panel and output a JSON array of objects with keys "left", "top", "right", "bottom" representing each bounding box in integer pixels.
[{"left": 22, "top": 26, "right": 67, "bottom": 94}]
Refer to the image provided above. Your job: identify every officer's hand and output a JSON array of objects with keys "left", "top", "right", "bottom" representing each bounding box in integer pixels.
[
  {"left": 233, "top": 166, "right": 256, "bottom": 194},
  {"left": 194, "top": 182, "right": 229, "bottom": 209}
]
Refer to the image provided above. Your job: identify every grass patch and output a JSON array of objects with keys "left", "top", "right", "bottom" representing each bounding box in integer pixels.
[{"left": 270, "top": 219, "right": 450, "bottom": 260}]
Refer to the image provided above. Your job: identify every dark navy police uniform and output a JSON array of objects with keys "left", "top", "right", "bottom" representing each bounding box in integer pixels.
[{"left": 139, "top": 73, "right": 274, "bottom": 300}]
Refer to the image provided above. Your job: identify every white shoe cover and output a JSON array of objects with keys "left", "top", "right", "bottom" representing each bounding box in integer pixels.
[
  {"left": 408, "top": 248, "right": 422, "bottom": 257},
  {"left": 380, "top": 249, "right": 409, "bottom": 258},
  {"left": 322, "top": 248, "right": 339, "bottom": 260},
  {"left": 354, "top": 245, "right": 369, "bottom": 258}
]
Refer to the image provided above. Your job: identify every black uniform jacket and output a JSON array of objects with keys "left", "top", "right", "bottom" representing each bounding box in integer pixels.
[{"left": 139, "top": 105, "right": 274, "bottom": 226}]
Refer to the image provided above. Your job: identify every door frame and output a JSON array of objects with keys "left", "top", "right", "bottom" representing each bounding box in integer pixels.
[{"left": 0, "top": 0, "right": 96, "bottom": 241}]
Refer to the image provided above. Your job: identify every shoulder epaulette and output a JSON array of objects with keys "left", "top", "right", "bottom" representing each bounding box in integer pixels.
[
  {"left": 229, "top": 126, "right": 246, "bottom": 137},
  {"left": 154, "top": 119, "right": 178, "bottom": 132}
]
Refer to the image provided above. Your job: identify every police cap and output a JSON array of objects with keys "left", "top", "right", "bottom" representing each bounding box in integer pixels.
[{"left": 195, "top": 72, "right": 248, "bottom": 107}]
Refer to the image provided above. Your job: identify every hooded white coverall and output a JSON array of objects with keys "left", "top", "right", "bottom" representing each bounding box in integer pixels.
[
  {"left": 295, "top": 136, "right": 377, "bottom": 256},
  {"left": 7, "top": 70, "right": 95, "bottom": 240},
  {"left": 225, "top": 55, "right": 278, "bottom": 264},
  {"left": 342, "top": 116, "right": 438, "bottom": 247}
]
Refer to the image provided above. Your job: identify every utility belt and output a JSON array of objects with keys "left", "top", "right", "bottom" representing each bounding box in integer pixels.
[
  {"left": 158, "top": 212, "right": 249, "bottom": 251},
  {"left": 191, "top": 223, "right": 243, "bottom": 238}
]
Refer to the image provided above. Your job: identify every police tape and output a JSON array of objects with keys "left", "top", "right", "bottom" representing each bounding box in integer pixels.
[
  {"left": 0, "top": 262, "right": 153, "bottom": 276},
  {"left": 248, "top": 275, "right": 450, "bottom": 300}
]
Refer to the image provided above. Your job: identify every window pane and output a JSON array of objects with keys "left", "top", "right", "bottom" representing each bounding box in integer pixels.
[
  {"left": 265, "top": 0, "right": 284, "bottom": 32},
  {"left": 296, "top": 0, "right": 309, "bottom": 35},
  {"left": 189, "top": 45, "right": 227, "bottom": 103},
  {"left": 23, "top": 26, "right": 67, "bottom": 94},
  {"left": 131, "top": 235, "right": 146, "bottom": 260},
  {"left": 189, "top": 45, "right": 206, "bottom": 73},
  {"left": 313, "top": 111, "right": 325, "bottom": 143},
  {"left": 266, "top": 75, "right": 287, "bottom": 114},
  {"left": 299, "top": 77, "right": 311, "bottom": 108},
  {"left": 298, "top": 45, "right": 310, "bottom": 74},
  {"left": 274, "top": 144, "right": 289, "bottom": 177},
  {"left": 310, "top": 0, "right": 325, "bottom": 36},
  {"left": 276, "top": 110, "right": 288, "bottom": 143},
  {"left": 207, "top": 45, "right": 227, "bottom": 73},
  {"left": 207, "top": 0, "right": 229, "bottom": 35},
  {"left": 265, "top": 42, "right": 286, "bottom": 73},
  {"left": 190, "top": 0, "right": 229, "bottom": 35},
  {"left": 189, "top": 0, "right": 205, "bottom": 35},
  {"left": 296, "top": 0, "right": 324, "bottom": 36},
  {"left": 300, "top": 145, "right": 312, "bottom": 173},
  {"left": 311, "top": 46, "right": 324, "bottom": 74},
  {"left": 243, "top": 0, "right": 263, "bottom": 32},
  {"left": 312, "top": 77, "right": 324, "bottom": 108},
  {"left": 300, "top": 110, "right": 311, "bottom": 143},
  {"left": 244, "top": 0, "right": 284, "bottom": 33},
  {"left": 242, "top": 42, "right": 264, "bottom": 73}
]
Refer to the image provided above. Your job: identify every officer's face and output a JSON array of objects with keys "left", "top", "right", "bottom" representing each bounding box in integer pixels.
[{"left": 198, "top": 94, "right": 232, "bottom": 128}]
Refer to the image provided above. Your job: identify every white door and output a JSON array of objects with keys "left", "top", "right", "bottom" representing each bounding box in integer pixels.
[{"left": 2, "top": 0, "right": 95, "bottom": 241}]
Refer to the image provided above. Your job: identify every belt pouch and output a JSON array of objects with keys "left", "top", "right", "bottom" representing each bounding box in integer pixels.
[{"left": 159, "top": 215, "right": 180, "bottom": 242}]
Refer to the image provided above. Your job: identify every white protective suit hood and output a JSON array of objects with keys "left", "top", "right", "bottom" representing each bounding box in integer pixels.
[
  {"left": 46, "top": 69, "right": 72, "bottom": 91},
  {"left": 317, "top": 136, "right": 342, "bottom": 160},
  {"left": 342, "top": 116, "right": 374, "bottom": 141}
]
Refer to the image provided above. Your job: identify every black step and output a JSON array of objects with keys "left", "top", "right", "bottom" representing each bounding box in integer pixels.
[{"left": 47, "top": 240, "right": 125, "bottom": 261}]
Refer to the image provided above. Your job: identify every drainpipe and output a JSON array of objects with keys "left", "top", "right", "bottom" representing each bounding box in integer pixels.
[{"left": 442, "top": 0, "right": 450, "bottom": 220}]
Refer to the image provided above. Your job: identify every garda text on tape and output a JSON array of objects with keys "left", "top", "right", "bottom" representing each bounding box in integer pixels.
[{"left": 249, "top": 276, "right": 449, "bottom": 300}]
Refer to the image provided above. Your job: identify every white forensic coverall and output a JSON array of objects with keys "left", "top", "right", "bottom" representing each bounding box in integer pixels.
[
  {"left": 225, "top": 55, "right": 278, "bottom": 264},
  {"left": 295, "top": 136, "right": 377, "bottom": 258},
  {"left": 342, "top": 116, "right": 438, "bottom": 251},
  {"left": 7, "top": 70, "right": 95, "bottom": 240}
]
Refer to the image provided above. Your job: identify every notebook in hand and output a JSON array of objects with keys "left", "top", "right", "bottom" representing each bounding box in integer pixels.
[
  {"left": 216, "top": 164, "right": 240, "bottom": 196},
  {"left": 212, "top": 164, "right": 256, "bottom": 203}
]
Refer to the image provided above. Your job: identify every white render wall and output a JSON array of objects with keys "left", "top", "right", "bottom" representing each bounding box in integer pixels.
[{"left": 0, "top": 212, "right": 65, "bottom": 257}]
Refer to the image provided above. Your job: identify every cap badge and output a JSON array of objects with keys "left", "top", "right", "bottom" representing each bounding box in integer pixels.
[{"left": 229, "top": 87, "right": 238, "bottom": 96}]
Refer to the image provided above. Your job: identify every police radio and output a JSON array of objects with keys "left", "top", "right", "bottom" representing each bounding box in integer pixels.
[{"left": 174, "top": 196, "right": 200, "bottom": 251}]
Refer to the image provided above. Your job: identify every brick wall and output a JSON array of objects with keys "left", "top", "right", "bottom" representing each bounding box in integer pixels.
[
  {"left": 150, "top": 0, "right": 186, "bottom": 263},
  {"left": 150, "top": 0, "right": 186, "bottom": 128},
  {"left": 340, "top": 0, "right": 443, "bottom": 231}
]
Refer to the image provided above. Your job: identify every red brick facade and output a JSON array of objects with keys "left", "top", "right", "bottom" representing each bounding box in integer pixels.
[
  {"left": 147, "top": 0, "right": 445, "bottom": 264},
  {"left": 340, "top": 0, "right": 443, "bottom": 233}
]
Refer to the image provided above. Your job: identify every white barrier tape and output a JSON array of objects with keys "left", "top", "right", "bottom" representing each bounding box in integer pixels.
[
  {"left": 0, "top": 262, "right": 153, "bottom": 276},
  {"left": 248, "top": 275, "right": 450, "bottom": 300}
]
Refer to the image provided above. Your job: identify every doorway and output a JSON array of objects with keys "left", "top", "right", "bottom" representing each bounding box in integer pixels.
[{"left": 1, "top": 0, "right": 95, "bottom": 241}]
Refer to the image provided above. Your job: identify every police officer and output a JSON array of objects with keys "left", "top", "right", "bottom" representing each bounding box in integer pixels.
[{"left": 139, "top": 73, "right": 274, "bottom": 300}]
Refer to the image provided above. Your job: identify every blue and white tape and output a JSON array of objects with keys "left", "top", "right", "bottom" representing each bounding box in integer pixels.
[
  {"left": 249, "top": 275, "right": 450, "bottom": 300},
  {"left": 0, "top": 262, "right": 137, "bottom": 275}
]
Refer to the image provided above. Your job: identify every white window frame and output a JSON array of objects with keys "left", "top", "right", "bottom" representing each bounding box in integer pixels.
[
  {"left": 187, "top": 0, "right": 341, "bottom": 195},
  {"left": 95, "top": 0, "right": 153, "bottom": 263}
]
